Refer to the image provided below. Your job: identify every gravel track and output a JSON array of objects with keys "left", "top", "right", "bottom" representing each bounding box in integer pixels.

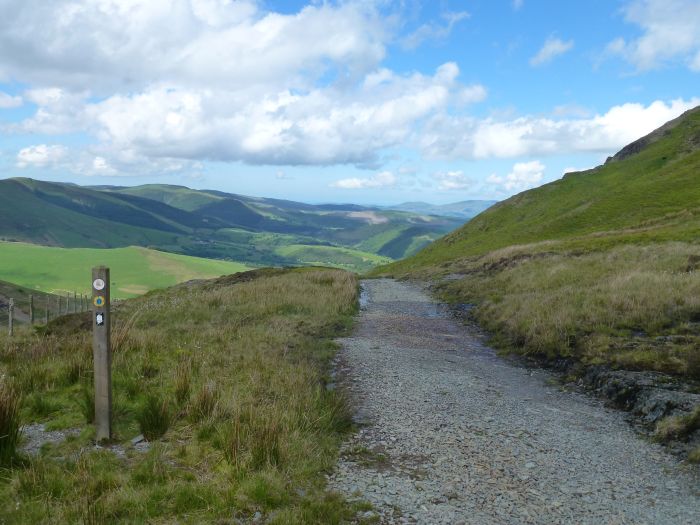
[{"left": 328, "top": 279, "right": 700, "bottom": 524}]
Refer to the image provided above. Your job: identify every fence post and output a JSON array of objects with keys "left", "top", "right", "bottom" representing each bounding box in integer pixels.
[
  {"left": 8, "top": 298, "right": 14, "bottom": 336},
  {"left": 45, "top": 295, "right": 50, "bottom": 324},
  {"left": 92, "top": 267, "right": 112, "bottom": 442},
  {"left": 29, "top": 294, "right": 34, "bottom": 325}
]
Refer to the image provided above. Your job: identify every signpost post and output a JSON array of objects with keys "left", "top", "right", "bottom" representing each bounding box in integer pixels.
[
  {"left": 92, "top": 267, "right": 112, "bottom": 442},
  {"left": 8, "top": 298, "right": 13, "bottom": 336}
]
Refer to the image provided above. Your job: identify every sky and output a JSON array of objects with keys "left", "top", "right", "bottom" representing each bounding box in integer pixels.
[{"left": 0, "top": 0, "right": 698, "bottom": 205}]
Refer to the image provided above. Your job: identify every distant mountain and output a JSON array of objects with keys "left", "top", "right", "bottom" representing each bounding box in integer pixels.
[
  {"left": 384, "top": 200, "right": 497, "bottom": 219},
  {"left": 0, "top": 178, "right": 464, "bottom": 272}
]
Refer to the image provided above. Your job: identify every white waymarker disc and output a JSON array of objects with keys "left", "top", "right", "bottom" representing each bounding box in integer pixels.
[{"left": 93, "top": 278, "right": 106, "bottom": 291}]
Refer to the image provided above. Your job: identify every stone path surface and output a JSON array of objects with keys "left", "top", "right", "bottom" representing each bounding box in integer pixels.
[{"left": 328, "top": 279, "right": 700, "bottom": 525}]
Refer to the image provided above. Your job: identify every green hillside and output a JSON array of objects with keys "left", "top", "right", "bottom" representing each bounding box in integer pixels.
[
  {"left": 374, "top": 107, "right": 700, "bottom": 380},
  {"left": 0, "top": 242, "right": 250, "bottom": 299},
  {"left": 380, "top": 106, "right": 700, "bottom": 275},
  {"left": 0, "top": 178, "right": 463, "bottom": 272}
]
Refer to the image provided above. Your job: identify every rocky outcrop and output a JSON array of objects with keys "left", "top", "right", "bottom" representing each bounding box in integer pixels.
[{"left": 579, "top": 367, "right": 700, "bottom": 424}]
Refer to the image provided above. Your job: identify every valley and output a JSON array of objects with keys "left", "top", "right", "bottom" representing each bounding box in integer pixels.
[{"left": 0, "top": 178, "right": 472, "bottom": 275}]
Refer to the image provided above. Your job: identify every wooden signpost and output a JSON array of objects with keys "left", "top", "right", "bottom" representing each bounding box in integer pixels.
[
  {"left": 7, "top": 298, "right": 13, "bottom": 336},
  {"left": 92, "top": 267, "right": 112, "bottom": 442}
]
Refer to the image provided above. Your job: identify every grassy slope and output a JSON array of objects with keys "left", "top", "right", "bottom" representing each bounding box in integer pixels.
[
  {"left": 103, "top": 184, "right": 224, "bottom": 211},
  {"left": 373, "top": 107, "right": 700, "bottom": 380},
  {"left": 0, "top": 242, "right": 250, "bottom": 299},
  {"left": 0, "top": 179, "right": 179, "bottom": 248},
  {"left": 0, "top": 268, "right": 366, "bottom": 523}
]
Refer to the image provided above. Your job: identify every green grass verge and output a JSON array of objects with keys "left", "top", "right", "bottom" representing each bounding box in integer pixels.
[
  {"left": 429, "top": 242, "right": 700, "bottom": 379},
  {"left": 0, "top": 268, "right": 369, "bottom": 523},
  {"left": 0, "top": 242, "right": 251, "bottom": 299}
]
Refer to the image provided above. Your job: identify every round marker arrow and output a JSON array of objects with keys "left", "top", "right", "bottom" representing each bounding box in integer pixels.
[{"left": 94, "top": 296, "right": 105, "bottom": 307}]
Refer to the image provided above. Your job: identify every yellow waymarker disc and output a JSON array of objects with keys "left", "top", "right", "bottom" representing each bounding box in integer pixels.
[{"left": 94, "top": 296, "right": 105, "bottom": 307}]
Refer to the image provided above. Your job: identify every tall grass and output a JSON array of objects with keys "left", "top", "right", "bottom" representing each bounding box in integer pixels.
[
  {"left": 437, "top": 242, "right": 700, "bottom": 377},
  {"left": 0, "top": 268, "right": 360, "bottom": 523},
  {"left": 0, "top": 379, "right": 21, "bottom": 466}
]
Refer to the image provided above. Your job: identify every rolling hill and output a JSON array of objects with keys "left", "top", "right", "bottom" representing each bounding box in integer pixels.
[
  {"left": 374, "top": 106, "right": 700, "bottom": 381},
  {"left": 0, "top": 178, "right": 463, "bottom": 272},
  {"left": 0, "top": 242, "right": 250, "bottom": 299}
]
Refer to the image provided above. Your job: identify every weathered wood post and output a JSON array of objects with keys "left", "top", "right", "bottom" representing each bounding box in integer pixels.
[
  {"left": 73, "top": 292, "right": 77, "bottom": 313},
  {"left": 29, "top": 294, "right": 34, "bottom": 325},
  {"left": 56, "top": 294, "right": 61, "bottom": 316},
  {"left": 45, "top": 295, "right": 50, "bottom": 324},
  {"left": 92, "top": 267, "right": 112, "bottom": 442},
  {"left": 8, "top": 298, "right": 14, "bottom": 336}
]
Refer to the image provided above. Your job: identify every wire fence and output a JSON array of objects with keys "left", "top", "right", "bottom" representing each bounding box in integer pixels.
[{"left": 1, "top": 291, "right": 91, "bottom": 332}]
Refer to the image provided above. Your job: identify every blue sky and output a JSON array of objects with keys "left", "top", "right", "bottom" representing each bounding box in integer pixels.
[{"left": 0, "top": 0, "right": 698, "bottom": 204}]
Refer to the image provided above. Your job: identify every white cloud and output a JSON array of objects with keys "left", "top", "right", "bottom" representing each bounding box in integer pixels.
[
  {"left": 488, "top": 161, "right": 545, "bottom": 193},
  {"left": 420, "top": 98, "right": 700, "bottom": 160},
  {"left": 16, "top": 144, "right": 67, "bottom": 168},
  {"left": 530, "top": 36, "right": 574, "bottom": 66},
  {"left": 607, "top": 0, "right": 700, "bottom": 71},
  {"left": 18, "top": 62, "right": 474, "bottom": 169},
  {"left": 457, "top": 85, "right": 488, "bottom": 105},
  {"left": 432, "top": 170, "right": 471, "bottom": 191},
  {"left": 0, "top": 92, "right": 22, "bottom": 108},
  {"left": 401, "top": 11, "right": 470, "bottom": 50},
  {"left": 0, "top": 1, "right": 387, "bottom": 92},
  {"left": 331, "top": 171, "right": 397, "bottom": 189}
]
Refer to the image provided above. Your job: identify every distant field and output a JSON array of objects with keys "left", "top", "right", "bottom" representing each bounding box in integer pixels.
[
  {"left": 0, "top": 242, "right": 250, "bottom": 299},
  {"left": 275, "top": 244, "right": 392, "bottom": 272}
]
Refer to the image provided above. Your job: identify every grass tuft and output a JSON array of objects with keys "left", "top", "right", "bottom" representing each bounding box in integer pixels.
[
  {"left": 136, "top": 394, "right": 171, "bottom": 441},
  {"left": 654, "top": 406, "right": 700, "bottom": 442},
  {"left": 0, "top": 379, "right": 22, "bottom": 466},
  {"left": 174, "top": 361, "right": 191, "bottom": 405},
  {"left": 190, "top": 381, "right": 219, "bottom": 421}
]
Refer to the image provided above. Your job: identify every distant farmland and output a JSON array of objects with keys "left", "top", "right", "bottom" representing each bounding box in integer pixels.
[{"left": 0, "top": 242, "right": 250, "bottom": 299}]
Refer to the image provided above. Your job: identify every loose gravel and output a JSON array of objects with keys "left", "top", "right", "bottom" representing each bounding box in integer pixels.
[{"left": 328, "top": 279, "right": 700, "bottom": 524}]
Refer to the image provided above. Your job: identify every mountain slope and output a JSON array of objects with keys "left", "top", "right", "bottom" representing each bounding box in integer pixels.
[
  {"left": 0, "top": 178, "right": 193, "bottom": 248},
  {"left": 381, "top": 106, "right": 700, "bottom": 274}
]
